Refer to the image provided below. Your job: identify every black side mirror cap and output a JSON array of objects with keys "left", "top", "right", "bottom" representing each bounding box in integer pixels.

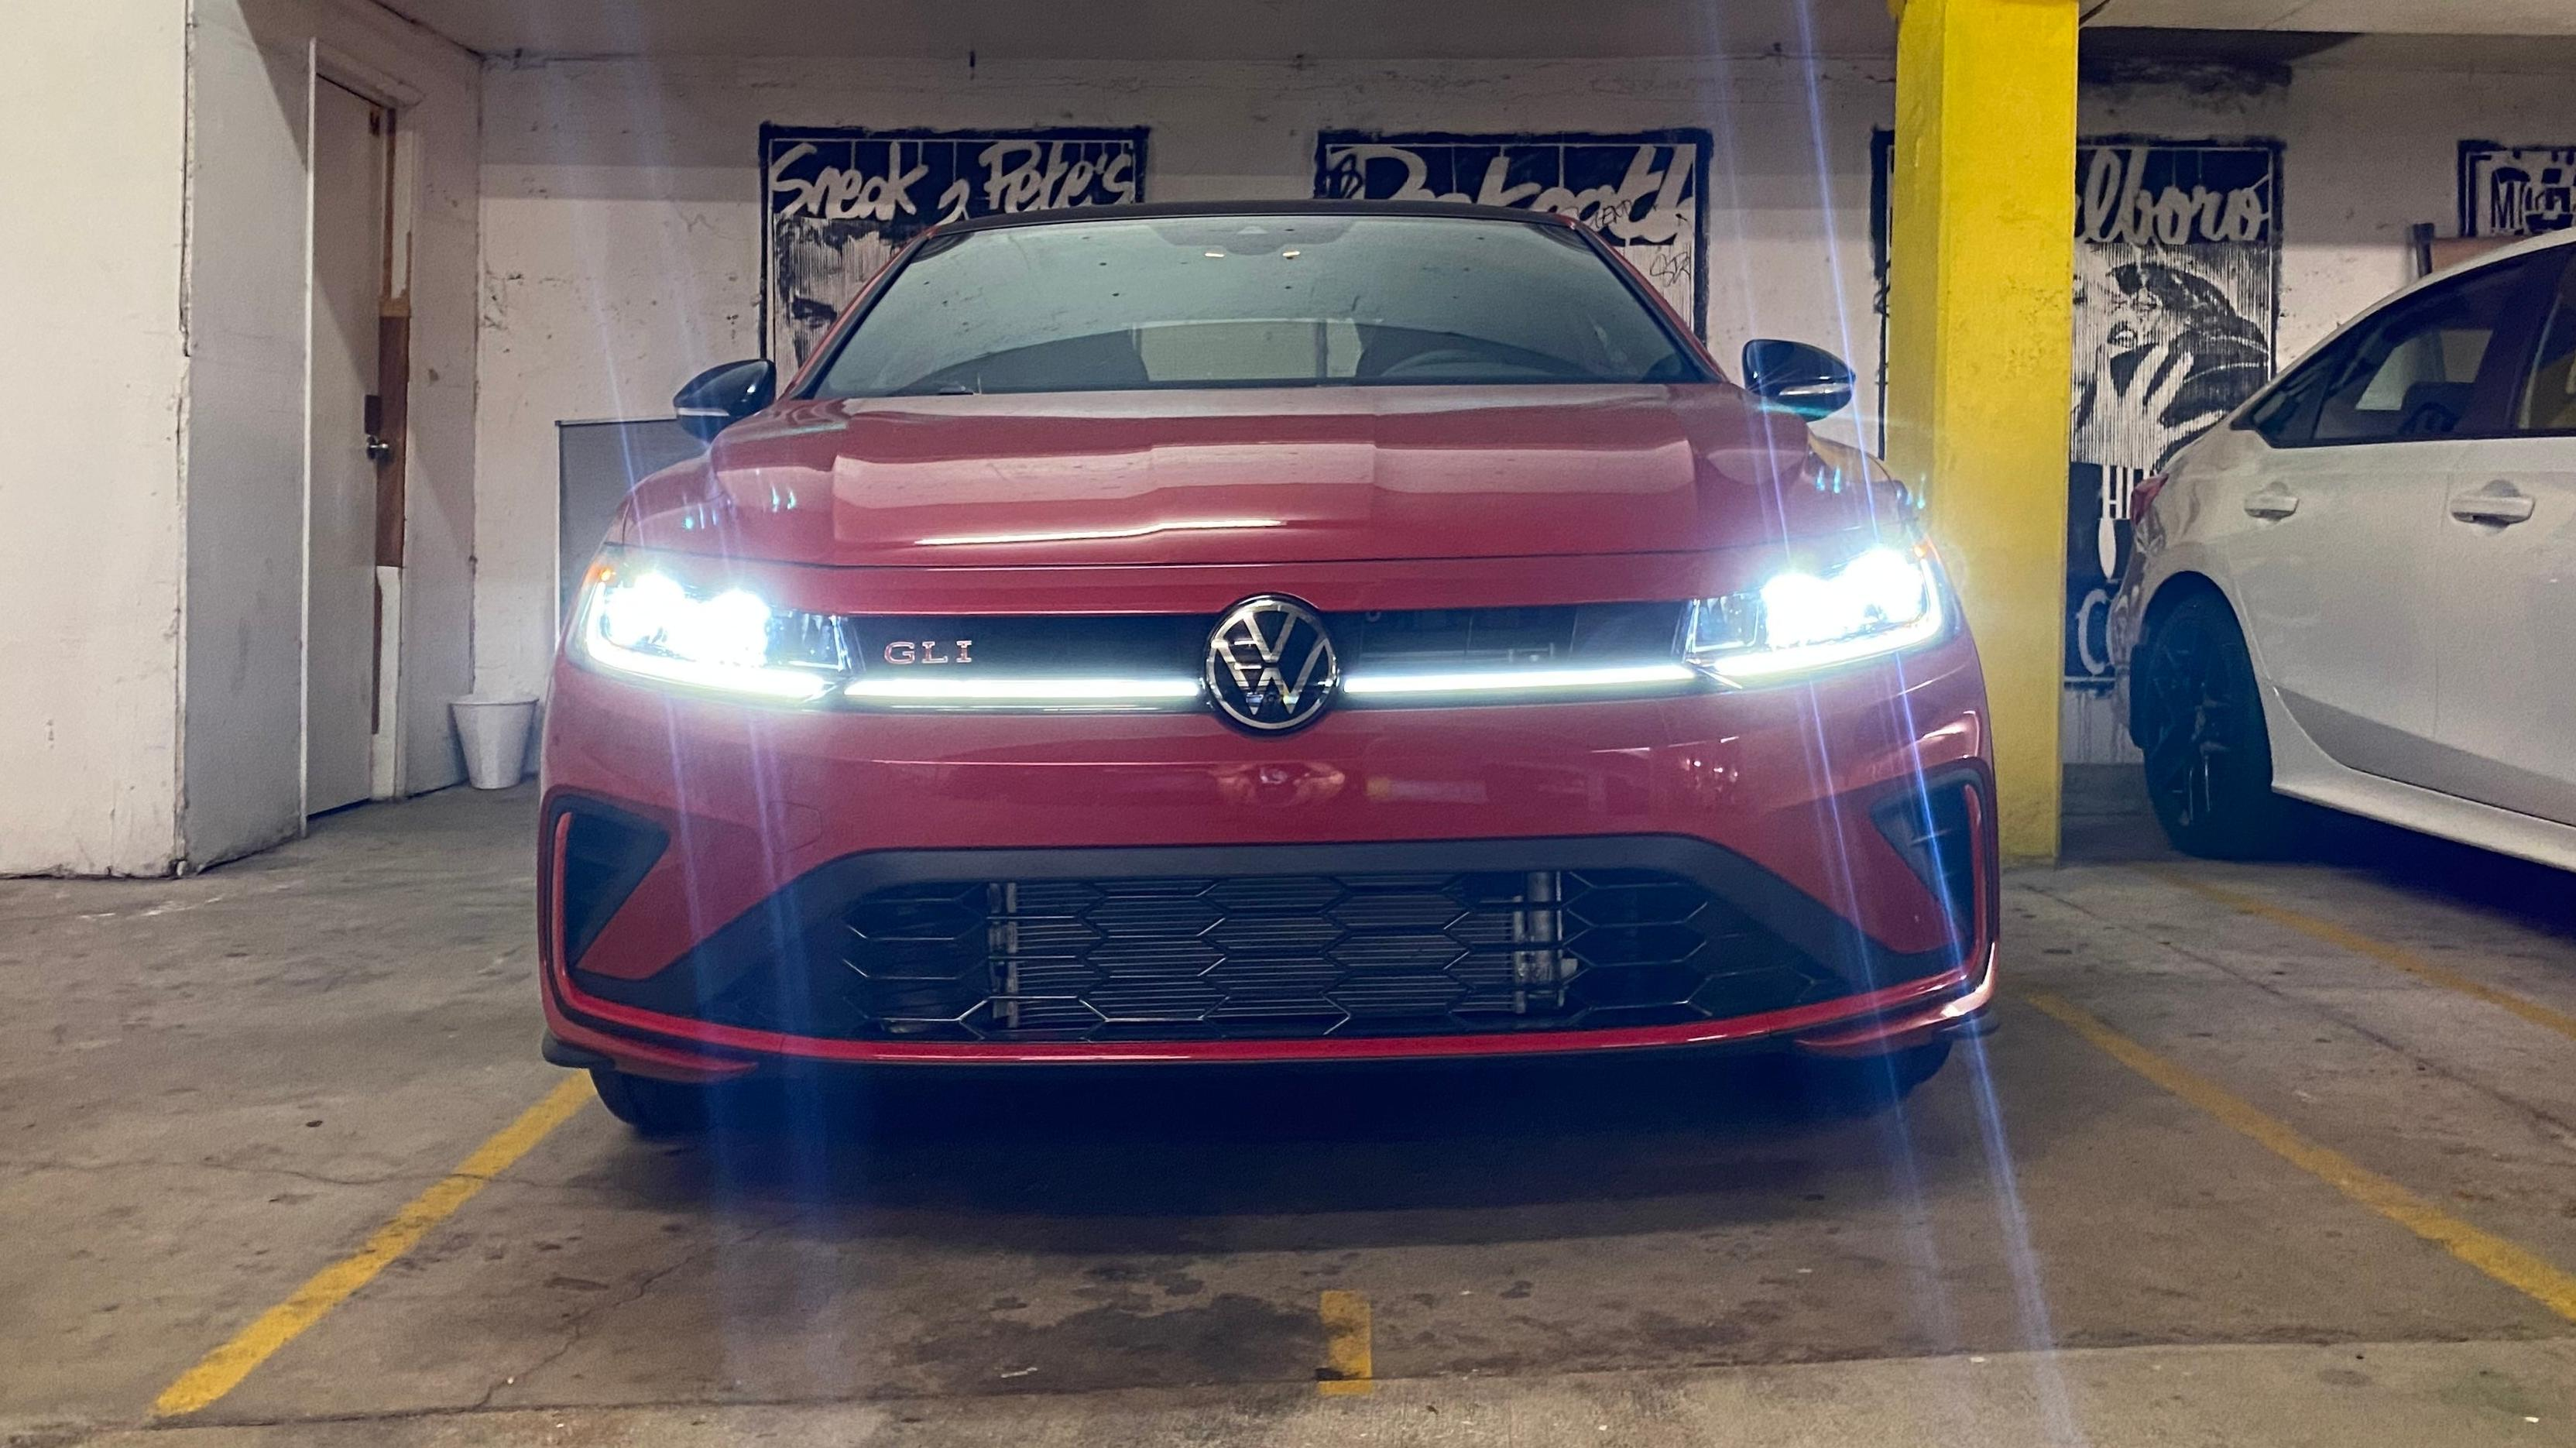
[
  {"left": 673, "top": 359, "right": 777, "bottom": 441},
  {"left": 1740, "top": 339, "right": 1856, "bottom": 420}
]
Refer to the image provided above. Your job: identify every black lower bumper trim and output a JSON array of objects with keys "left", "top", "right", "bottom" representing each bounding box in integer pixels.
[
  {"left": 540, "top": 1031, "right": 617, "bottom": 1071},
  {"left": 568, "top": 831, "right": 1968, "bottom": 1048}
]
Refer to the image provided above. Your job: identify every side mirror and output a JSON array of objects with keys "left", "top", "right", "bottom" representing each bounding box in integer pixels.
[
  {"left": 673, "top": 359, "right": 777, "bottom": 441},
  {"left": 1740, "top": 339, "right": 1856, "bottom": 420}
]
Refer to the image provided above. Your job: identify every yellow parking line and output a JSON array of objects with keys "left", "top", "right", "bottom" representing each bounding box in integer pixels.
[
  {"left": 2153, "top": 871, "right": 2576, "bottom": 1045},
  {"left": 153, "top": 1075, "right": 596, "bottom": 1417},
  {"left": 2027, "top": 992, "right": 2576, "bottom": 1322},
  {"left": 1317, "top": 1289, "right": 1374, "bottom": 1395}
]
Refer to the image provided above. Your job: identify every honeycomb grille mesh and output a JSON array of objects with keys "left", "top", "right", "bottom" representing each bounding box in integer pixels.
[{"left": 811, "top": 868, "right": 1845, "bottom": 1042}]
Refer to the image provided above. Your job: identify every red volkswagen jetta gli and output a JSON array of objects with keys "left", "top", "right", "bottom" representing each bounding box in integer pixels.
[{"left": 538, "top": 202, "right": 1996, "bottom": 1133}]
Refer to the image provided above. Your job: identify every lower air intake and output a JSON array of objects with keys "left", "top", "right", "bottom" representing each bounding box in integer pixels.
[{"left": 612, "top": 868, "right": 1848, "bottom": 1044}]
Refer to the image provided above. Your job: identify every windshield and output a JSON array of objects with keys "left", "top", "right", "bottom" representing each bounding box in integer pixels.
[{"left": 808, "top": 213, "right": 1706, "bottom": 397}]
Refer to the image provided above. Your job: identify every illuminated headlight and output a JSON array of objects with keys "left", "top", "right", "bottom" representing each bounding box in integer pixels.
[
  {"left": 1681, "top": 543, "right": 1949, "bottom": 683},
  {"left": 574, "top": 563, "right": 850, "bottom": 703}
]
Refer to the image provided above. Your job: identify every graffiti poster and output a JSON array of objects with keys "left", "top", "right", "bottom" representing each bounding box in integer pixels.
[
  {"left": 760, "top": 126, "right": 1147, "bottom": 368},
  {"left": 2067, "top": 139, "right": 2281, "bottom": 692},
  {"left": 2460, "top": 143, "right": 2576, "bottom": 238},
  {"left": 1312, "top": 130, "right": 1710, "bottom": 336}
]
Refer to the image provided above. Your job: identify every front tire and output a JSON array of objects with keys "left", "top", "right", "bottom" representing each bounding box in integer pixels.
[
  {"left": 1789, "top": 1039, "right": 1953, "bottom": 1117},
  {"left": 2135, "top": 592, "right": 2289, "bottom": 860},
  {"left": 589, "top": 1068, "right": 713, "bottom": 1137}
]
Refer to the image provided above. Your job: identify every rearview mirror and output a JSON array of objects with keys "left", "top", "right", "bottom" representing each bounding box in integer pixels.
[
  {"left": 673, "top": 359, "right": 777, "bottom": 440},
  {"left": 1740, "top": 339, "right": 1856, "bottom": 420}
]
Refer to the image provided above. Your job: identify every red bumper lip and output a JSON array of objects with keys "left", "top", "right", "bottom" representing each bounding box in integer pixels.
[{"left": 541, "top": 949, "right": 1995, "bottom": 1077}]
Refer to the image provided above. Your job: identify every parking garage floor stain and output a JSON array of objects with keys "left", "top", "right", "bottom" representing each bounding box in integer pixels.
[{"left": 2, "top": 781, "right": 2573, "bottom": 1445}]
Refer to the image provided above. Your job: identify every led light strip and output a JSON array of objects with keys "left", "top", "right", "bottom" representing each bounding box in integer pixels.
[
  {"left": 842, "top": 662, "right": 1706, "bottom": 711},
  {"left": 581, "top": 637, "right": 838, "bottom": 702},
  {"left": 1341, "top": 663, "right": 1700, "bottom": 698},
  {"left": 1700, "top": 595, "right": 1947, "bottom": 682},
  {"left": 844, "top": 676, "right": 1204, "bottom": 708}
]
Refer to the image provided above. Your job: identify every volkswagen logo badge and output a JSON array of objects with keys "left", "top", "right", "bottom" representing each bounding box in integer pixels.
[{"left": 1206, "top": 595, "right": 1340, "bottom": 733}]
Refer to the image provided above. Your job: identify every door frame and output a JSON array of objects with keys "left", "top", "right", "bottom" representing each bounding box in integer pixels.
[{"left": 306, "top": 55, "right": 420, "bottom": 817}]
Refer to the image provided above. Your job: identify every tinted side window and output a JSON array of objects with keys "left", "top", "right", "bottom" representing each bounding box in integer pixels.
[
  {"left": 2310, "top": 262, "right": 2530, "bottom": 444},
  {"left": 2247, "top": 345, "right": 2343, "bottom": 447},
  {"left": 2514, "top": 253, "right": 2576, "bottom": 434}
]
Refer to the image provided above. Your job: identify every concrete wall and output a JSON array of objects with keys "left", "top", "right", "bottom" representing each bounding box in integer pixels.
[
  {"left": 0, "top": 0, "right": 479, "bottom": 876},
  {"left": 2084, "top": 63, "right": 2567, "bottom": 383},
  {"left": 180, "top": 0, "right": 482, "bottom": 865},
  {"left": 183, "top": 0, "right": 315, "bottom": 863},
  {"left": 0, "top": 2, "right": 190, "bottom": 875}
]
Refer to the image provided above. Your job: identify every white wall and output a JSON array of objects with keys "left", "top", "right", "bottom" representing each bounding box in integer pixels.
[
  {"left": 180, "top": 0, "right": 482, "bottom": 865},
  {"left": 2084, "top": 63, "right": 2570, "bottom": 369},
  {"left": 472, "top": 52, "right": 1899, "bottom": 700},
  {"left": 0, "top": 0, "right": 481, "bottom": 876},
  {"left": 0, "top": 2, "right": 189, "bottom": 876}
]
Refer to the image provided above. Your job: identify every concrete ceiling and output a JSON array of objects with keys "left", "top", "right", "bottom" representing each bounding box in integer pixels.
[
  {"left": 2088, "top": 0, "right": 2576, "bottom": 34},
  {"left": 382, "top": 0, "right": 2576, "bottom": 61},
  {"left": 379, "top": 0, "right": 1902, "bottom": 61}
]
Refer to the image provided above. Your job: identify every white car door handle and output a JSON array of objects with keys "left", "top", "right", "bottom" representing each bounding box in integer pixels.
[
  {"left": 2242, "top": 489, "right": 2300, "bottom": 520},
  {"left": 2449, "top": 482, "right": 2536, "bottom": 526}
]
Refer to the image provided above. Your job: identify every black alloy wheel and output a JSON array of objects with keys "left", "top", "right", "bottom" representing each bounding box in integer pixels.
[{"left": 2135, "top": 592, "right": 2289, "bottom": 860}]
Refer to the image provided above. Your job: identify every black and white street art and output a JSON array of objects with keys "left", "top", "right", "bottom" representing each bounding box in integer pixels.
[
  {"left": 2460, "top": 142, "right": 2576, "bottom": 238},
  {"left": 760, "top": 127, "right": 1147, "bottom": 368},
  {"left": 1312, "top": 130, "right": 1711, "bottom": 336},
  {"left": 2066, "top": 139, "right": 2281, "bottom": 694}
]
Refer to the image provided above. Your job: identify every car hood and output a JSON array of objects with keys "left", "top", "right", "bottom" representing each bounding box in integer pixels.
[{"left": 615, "top": 385, "right": 1905, "bottom": 568}]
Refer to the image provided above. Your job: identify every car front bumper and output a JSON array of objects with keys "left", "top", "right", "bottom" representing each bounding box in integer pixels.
[{"left": 537, "top": 627, "right": 1995, "bottom": 1079}]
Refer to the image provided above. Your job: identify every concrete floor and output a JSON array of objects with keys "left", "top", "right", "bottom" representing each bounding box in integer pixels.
[{"left": 5, "top": 778, "right": 2574, "bottom": 1446}]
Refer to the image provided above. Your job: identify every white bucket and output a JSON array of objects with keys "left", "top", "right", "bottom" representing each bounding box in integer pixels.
[{"left": 451, "top": 695, "right": 540, "bottom": 790}]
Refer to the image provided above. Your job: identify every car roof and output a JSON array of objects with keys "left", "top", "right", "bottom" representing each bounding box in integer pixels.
[{"left": 932, "top": 198, "right": 1580, "bottom": 235}]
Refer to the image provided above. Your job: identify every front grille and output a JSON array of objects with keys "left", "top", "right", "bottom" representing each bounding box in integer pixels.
[
  {"left": 1337, "top": 603, "right": 1683, "bottom": 669},
  {"left": 838, "top": 603, "right": 1684, "bottom": 678},
  {"left": 626, "top": 867, "right": 1854, "bottom": 1044}
]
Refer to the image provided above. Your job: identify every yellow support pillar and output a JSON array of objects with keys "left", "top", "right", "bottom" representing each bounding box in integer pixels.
[{"left": 1885, "top": 0, "right": 2080, "bottom": 863}]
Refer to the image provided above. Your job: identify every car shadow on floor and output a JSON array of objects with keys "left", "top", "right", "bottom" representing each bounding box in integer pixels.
[
  {"left": 573, "top": 1044, "right": 2017, "bottom": 1254},
  {"left": 2286, "top": 808, "right": 2576, "bottom": 938},
  {"left": 2060, "top": 763, "right": 2571, "bottom": 940}
]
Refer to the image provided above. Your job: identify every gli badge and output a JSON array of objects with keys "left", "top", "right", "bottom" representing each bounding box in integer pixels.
[
  {"left": 882, "top": 640, "right": 974, "bottom": 665},
  {"left": 1205, "top": 596, "right": 1340, "bottom": 733}
]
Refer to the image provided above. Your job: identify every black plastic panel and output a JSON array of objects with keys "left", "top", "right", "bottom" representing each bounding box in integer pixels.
[
  {"left": 1871, "top": 771, "right": 1981, "bottom": 942},
  {"left": 567, "top": 834, "right": 1970, "bottom": 1048},
  {"left": 555, "top": 805, "right": 667, "bottom": 969}
]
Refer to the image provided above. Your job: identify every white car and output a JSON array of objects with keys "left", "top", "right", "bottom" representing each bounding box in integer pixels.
[{"left": 2111, "top": 228, "right": 2576, "bottom": 866}]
